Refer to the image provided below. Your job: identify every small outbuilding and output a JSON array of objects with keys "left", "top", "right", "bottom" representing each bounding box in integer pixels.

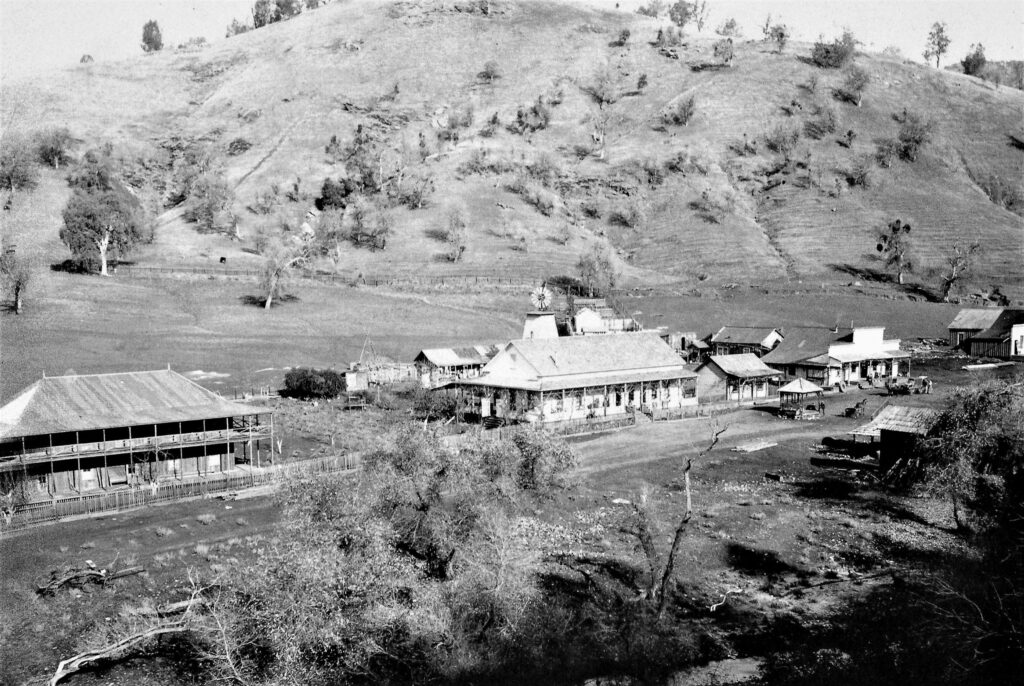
[
  {"left": 414, "top": 345, "right": 501, "bottom": 388},
  {"left": 947, "top": 308, "right": 1004, "bottom": 349},
  {"left": 849, "top": 405, "right": 939, "bottom": 471},
  {"left": 695, "top": 354, "right": 782, "bottom": 403},
  {"left": 708, "top": 326, "right": 784, "bottom": 357}
]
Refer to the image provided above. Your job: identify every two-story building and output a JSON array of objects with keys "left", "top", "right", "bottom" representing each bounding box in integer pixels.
[
  {"left": 762, "top": 326, "right": 909, "bottom": 388},
  {"left": 708, "top": 326, "right": 784, "bottom": 357}
]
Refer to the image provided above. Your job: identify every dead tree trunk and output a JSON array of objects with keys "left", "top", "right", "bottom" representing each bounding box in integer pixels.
[{"left": 49, "top": 622, "right": 190, "bottom": 686}]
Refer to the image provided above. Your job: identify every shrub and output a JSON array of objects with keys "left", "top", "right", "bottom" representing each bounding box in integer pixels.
[
  {"left": 764, "top": 123, "right": 800, "bottom": 157},
  {"left": 479, "top": 112, "right": 501, "bottom": 137},
  {"left": 443, "top": 206, "right": 468, "bottom": 262},
  {"left": 227, "top": 138, "right": 252, "bottom": 156},
  {"left": 509, "top": 97, "right": 551, "bottom": 134},
  {"left": 665, "top": 146, "right": 713, "bottom": 175},
  {"left": 692, "top": 185, "right": 735, "bottom": 223},
  {"left": 637, "top": 73, "right": 648, "bottom": 92},
  {"left": 836, "top": 65, "right": 870, "bottom": 106},
  {"left": 225, "top": 18, "right": 252, "bottom": 37},
  {"left": 610, "top": 198, "right": 646, "bottom": 228},
  {"left": 804, "top": 104, "right": 839, "bottom": 139},
  {"left": 972, "top": 172, "right": 1023, "bottom": 215},
  {"left": 662, "top": 94, "right": 696, "bottom": 126},
  {"left": 655, "top": 25, "right": 684, "bottom": 47},
  {"left": 875, "top": 138, "right": 900, "bottom": 168},
  {"left": 846, "top": 156, "right": 875, "bottom": 188},
  {"left": 196, "top": 513, "right": 217, "bottom": 525},
  {"left": 527, "top": 152, "right": 561, "bottom": 187},
  {"left": 810, "top": 30, "right": 856, "bottom": 68},
  {"left": 616, "top": 28, "right": 631, "bottom": 46},
  {"left": 320, "top": 177, "right": 357, "bottom": 210},
  {"left": 713, "top": 38, "right": 734, "bottom": 64},
  {"left": 896, "top": 112, "right": 934, "bottom": 161},
  {"left": 283, "top": 367, "right": 346, "bottom": 399}
]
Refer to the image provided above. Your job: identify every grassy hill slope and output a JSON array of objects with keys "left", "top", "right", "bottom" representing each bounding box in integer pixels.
[{"left": 2, "top": 0, "right": 1021, "bottom": 291}]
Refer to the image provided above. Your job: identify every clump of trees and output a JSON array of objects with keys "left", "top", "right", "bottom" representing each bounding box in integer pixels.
[
  {"left": 636, "top": 0, "right": 666, "bottom": 18},
  {"left": 141, "top": 20, "right": 163, "bottom": 52},
  {"left": 60, "top": 149, "right": 151, "bottom": 276},
  {"left": 876, "top": 111, "right": 934, "bottom": 165},
  {"left": 715, "top": 18, "right": 741, "bottom": 37},
  {"left": 961, "top": 43, "right": 987, "bottom": 76},
  {"left": 668, "top": 1, "right": 708, "bottom": 32},
  {"left": 767, "top": 23, "right": 790, "bottom": 53},
  {"left": 811, "top": 30, "right": 857, "bottom": 68},
  {"left": 508, "top": 97, "right": 552, "bottom": 134},
  {"left": 283, "top": 367, "right": 347, "bottom": 399},
  {"left": 876, "top": 218, "right": 913, "bottom": 285},
  {"left": 251, "top": 0, "right": 303, "bottom": 29}
]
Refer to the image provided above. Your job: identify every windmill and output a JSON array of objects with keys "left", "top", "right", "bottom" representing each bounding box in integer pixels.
[{"left": 530, "top": 284, "right": 553, "bottom": 311}]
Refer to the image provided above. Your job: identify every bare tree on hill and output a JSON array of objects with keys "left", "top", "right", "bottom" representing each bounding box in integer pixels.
[{"left": 939, "top": 241, "right": 981, "bottom": 302}]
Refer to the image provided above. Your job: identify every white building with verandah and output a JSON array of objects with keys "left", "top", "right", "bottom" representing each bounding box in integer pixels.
[{"left": 443, "top": 332, "right": 698, "bottom": 425}]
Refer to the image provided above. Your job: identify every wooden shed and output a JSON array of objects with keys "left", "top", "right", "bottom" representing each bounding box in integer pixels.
[{"left": 695, "top": 354, "right": 782, "bottom": 403}]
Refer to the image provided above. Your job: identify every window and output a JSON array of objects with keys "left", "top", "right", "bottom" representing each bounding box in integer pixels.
[
  {"left": 554, "top": 396, "right": 563, "bottom": 413},
  {"left": 615, "top": 391, "right": 622, "bottom": 406},
  {"left": 682, "top": 379, "right": 696, "bottom": 398}
]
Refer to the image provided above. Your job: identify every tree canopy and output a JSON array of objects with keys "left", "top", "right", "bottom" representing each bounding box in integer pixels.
[
  {"left": 924, "top": 21, "right": 951, "bottom": 68},
  {"left": 60, "top": 184, "right": 146, "bottom": 276},
  {"left": 141, "top": 20, "right": 163, "bottom": 52}
]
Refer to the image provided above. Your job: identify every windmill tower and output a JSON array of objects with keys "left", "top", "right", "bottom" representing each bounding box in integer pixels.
[{"left": 523, "top": 285, "right": 559, "bottom": 339}]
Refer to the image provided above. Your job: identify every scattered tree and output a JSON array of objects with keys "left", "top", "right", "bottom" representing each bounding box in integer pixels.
[
  {"left": 346, "top": 196, "right": 391, "bottom": 250},
  {"left": 183, "top": 171, "right": 234, "bottom": 234},
  {"left": 668, "top": 1, "right": 696, "bottom": 30},
  {"left": 939, "top": 241, "right": 980, "bottom": 301},
  {"left": 225, "top": 17, "right": 252, "bottom": 37},
  {"left": 764, "top": 122, "right": 800, "bottom": 158},
  {"left": 923, "top": 21, "right": 951, "bottom": 68},
  {"left": 716, "top": 18, "right": 741, "bottom": 37},
  {"left": 576, "top": 245, "right": 616, "bottom": 297},
  {"left": 60, "top": 186, "right": 146, "bottom": 276},
  {"left": 625, "top": 423, "right": 727, "bottom": 618},
  {"left": 616, "top": 28, "right": 631, "bottom": 46},
  {"left": 0, "top": 135, "right": 39, "bottom": 192},
  {"left": 961, "top": 43, "right": 986, "bottom": 76},
  {"left": 636, "top": 0, "right": 666, "bottom": 18},
  {"left": 35, "top": 127, "right": 75, "bottom": 169},
  {"left": 479, "top": 59, "right": 502, "bottom": 83},
  {"left": 258, "top": 240, "right": 306, "bottom": 309},
  {"left": 768, "top": 24, "right": 789, "bottom": 53},
  {"left": 141, "top": 20, "right": 163, "bottom": 52},
  {"left": 443, "top": 205, "right": 468, "bottom": 262},
  {"left": 876, "top": 218, "right": 913, "bottom": 285},
  {"left": 637, "top": 73, "right": 648, "bottom": 92},
  {"left": 283, "top": 368, "right": 346, "bottom": 399},
  {"left": 811, "top": 30, "right": 857, "bottom": 68},
  {"left": 0, "top": 248, "right": 31, "bottom": 314}
]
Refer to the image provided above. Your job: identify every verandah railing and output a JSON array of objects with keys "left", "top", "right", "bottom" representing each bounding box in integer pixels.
[{"left": 1, "top": 453, "right": 360, "bottom": 534}]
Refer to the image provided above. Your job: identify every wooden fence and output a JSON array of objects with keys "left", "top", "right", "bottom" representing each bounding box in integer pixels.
[
  {"left": 117, "top": 264, "right": 546, "bottom": 289},
  {"left": 1, "top": 453, "right": 360, "bottom": 535}
]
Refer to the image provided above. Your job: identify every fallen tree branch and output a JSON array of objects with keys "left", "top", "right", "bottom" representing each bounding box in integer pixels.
[
  {"left": 48, "top": 622, "right": 190, "bottom": 686},
  {"left": 37, "top": 566, "right": 145, "bottom": 596}
]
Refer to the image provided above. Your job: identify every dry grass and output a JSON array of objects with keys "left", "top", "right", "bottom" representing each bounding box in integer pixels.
[{"left": 2, "top": 0, "right": 1017, "bottom": 296}]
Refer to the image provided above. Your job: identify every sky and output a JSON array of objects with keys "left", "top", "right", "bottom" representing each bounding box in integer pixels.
[{"left": 0, "top": 0, "right": 1021, "bottom": 82}]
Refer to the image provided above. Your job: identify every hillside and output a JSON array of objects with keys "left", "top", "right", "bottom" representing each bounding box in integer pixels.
[{"left": 2, "top": 0, "right": 1022, "bottom": 292}]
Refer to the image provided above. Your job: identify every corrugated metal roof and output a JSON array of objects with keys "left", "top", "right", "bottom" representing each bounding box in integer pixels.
[
  {"left": 0, "top": 370, "right": 266, "bottom": 440},
  {"left": 703, "top": 354, "right": 782, "bottom": 379},
  {"left": 710, "top": 326, "right": 781, "bottom": 346},
  {"left": 507, "top": 332, "right": 689, "bottom": 377},
  {"left": 972, "top": 310, "right": 1024, "bottom": 340},
  {"left": 779, "top": 378, "right": 823, "bottom": 394},
  {"left": 850, "top": 405, "right": 939, "bottom": 438},
  {"left": 948, "top": 308, "right": 1004, "bottom": 331},
  {"left": 415, "top": 345, "right": 500, "bottom": 368}
]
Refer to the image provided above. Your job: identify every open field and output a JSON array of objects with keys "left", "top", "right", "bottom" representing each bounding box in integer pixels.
[{"left": 4, "top": 358, "right": 1009, "bottom": 685}]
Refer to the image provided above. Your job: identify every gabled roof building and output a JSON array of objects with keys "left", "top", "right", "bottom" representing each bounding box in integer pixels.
[
  {"left": 413, "top": 345, "right": 502, "bottom": 388},
  {"left": 947, "top": 308, "right": 1005, "bottom": 348},
  {"left": 445, "top": 333, "right": 698, "bottom": 424},
  {"left": 708, "top": 327, "right": 784, "bottom": 358},
  {"left": 955, "top": 309, "right": 1024, "bottom": 359},
  {"left": 0, "top": 370, "right": 272, "bottom": 504},
  {"left": 695, "top": 354, "right": 782, "bottom": 404},
  {"left": 762, "top": 326, "right": 910, "bottom": 389}
]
